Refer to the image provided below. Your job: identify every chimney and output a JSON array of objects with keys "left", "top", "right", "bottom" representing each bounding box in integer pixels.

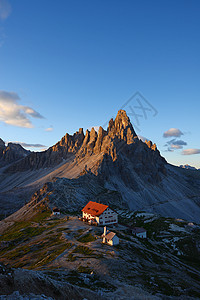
[{"left": 103, "top": 226, "right": 107, "bottom": 236}]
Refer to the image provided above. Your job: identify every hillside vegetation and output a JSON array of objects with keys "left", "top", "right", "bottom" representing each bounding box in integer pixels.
[{"left": 0, "top": 209, "right": 200, "bottom": 299}]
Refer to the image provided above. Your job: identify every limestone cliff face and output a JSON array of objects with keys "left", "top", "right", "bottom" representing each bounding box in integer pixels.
[
  {"left": 4, "top": 129, "right": 85, "bottom": 172},
  {"left": 3, "top": 110, "right": 200, "bottom": 222},
  {"left": 77, "top": 110, "right": 138, "bottom": 160},
  {"left": 108, "top": 109, "right": 137, "bottom": 143},
  {"left": 52, "top": 128, "right": 84, "bottom": 153},
  {"left": 3, "top": 110, "right": 166, "bottom": 178},
  {"left": 28, "top": 174, "right": 124, "bottom": 214},
  {"left": 0, "top": 141, "right": 30, "bottom": 168},
  {"left": 75, "top": 110, "right": 166, "bottom": 184},
  {"left": 145, "top": 140, "right": 157, "bottom": 151}
]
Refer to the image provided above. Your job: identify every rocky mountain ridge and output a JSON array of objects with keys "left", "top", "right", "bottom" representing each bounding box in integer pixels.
[
  {"left": 0, "top": 139, "right": 30, "bottom": 168},
  {"left": 180, "top": 164, "right": 199, "bottom": 171},
  {"left": 0, "top": 110, "right": 200, "bottom": 222},
  {"left": 4, "top": 110, "right": 165, "bottom": 175}
]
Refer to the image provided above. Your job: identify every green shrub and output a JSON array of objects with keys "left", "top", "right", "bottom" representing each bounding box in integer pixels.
[
  {"left": 73, "top": 245, "right": 94, "bottom": 255},
  {"left": 78, "top": 233, "right": 96, "bottom": 243},
  {"left": 35, "top": 243, "right": 70, "bottom": 267},
  {"left": 31, "top": 210, "right": 51, "bottom": 223}
]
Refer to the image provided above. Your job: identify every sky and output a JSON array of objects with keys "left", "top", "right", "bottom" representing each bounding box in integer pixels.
[{"left": 0, "top": 0, "right": 200, "bottom": 168}]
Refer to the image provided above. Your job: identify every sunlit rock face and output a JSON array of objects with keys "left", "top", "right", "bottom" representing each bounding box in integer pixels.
[
  {"left": 3, "top": 109, "right": 165, "bottom": 174},
  {"left": 2, "top": 109, "right": 200, "bottom": 223}
]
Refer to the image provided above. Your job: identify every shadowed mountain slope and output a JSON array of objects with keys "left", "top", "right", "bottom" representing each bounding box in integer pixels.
[
  {"left": 0, "top": 139, "right": 30, "bottom": 168},
  {"left": 0, "top": 110, "right": 200, "bottom": 222}
]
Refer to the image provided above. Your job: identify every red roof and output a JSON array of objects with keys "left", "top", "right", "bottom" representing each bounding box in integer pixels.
[
  {"left": 105, "top": 232, "right": 116, "bottom": 240},
  {"left": 82, "top": 201, "right": 108, "bottom": 216}
]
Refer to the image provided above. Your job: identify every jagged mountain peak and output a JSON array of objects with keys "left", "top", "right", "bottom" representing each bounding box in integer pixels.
[
  {"left": 107, "top": 110, "right": 137, "bottom": 145},
  {"left": 3, "top": 109, "right": 164, "bottom": 174},
  {"left": 114, "top": 109, "right": 134, "bottom": 131},
  {"left": 7, "top": 142, "right": 27, "bottom": 151},
  {"left": 145, "top": 139, "right": 157, "bottom": 151},
  {"left": 50, "top": 109, "right": 139, "bottom": 155},
  {"left": 1, "top": 110, "right": 200, "bottom": 224}
]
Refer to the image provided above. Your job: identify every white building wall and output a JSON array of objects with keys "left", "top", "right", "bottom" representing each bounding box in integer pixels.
[
  {"left": 82, "top": 212, "right": 95, "bottom": 220},
  {"left": 105, "top": 235, "right": 119, "bottom": 246},
  {"left": 112, "top": 235, "right": 119, "bottom": 245},
  {"left": 98, "top": 208, "right": 118, "bottom": 226},
  {"left": 107, "top": 239, "right": 113, "bottom": 246},
  {"left": 82, "top": 208, "right": 118, "bottom": 226},
  {"left": 133, "top": 231, "right": 147, "bottom": 238}
]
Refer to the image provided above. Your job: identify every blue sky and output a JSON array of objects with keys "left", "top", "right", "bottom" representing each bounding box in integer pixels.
[{"left": 0, "top": 0, "right": 200, "bottom": 168}]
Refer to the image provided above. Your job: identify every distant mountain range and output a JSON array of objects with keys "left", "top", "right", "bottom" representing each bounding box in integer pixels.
[
  {"left": 0, "top": 110, "right": 200, "bottom": 222},
  {"left": 180, "top": 164, "right": 200, "bottom": 171}
]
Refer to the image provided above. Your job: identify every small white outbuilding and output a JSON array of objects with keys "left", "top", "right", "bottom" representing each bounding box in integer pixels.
[
  {"left": 102, "top": 226, "right": 119, "bottom": 246},
  {"left": 132, "top": 227, "right": 147, "bottom": 238}
]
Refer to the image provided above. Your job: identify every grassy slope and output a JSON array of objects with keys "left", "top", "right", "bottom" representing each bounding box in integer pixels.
[{"left": 0, "top": 209, "right": 200, "bottom": 297}]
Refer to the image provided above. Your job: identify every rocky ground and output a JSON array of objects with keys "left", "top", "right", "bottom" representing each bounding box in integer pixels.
[{"left": 0, "top": 210, "right": 200, "bottom": 299}]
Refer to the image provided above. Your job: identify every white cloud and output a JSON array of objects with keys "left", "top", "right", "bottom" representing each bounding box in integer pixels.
[
  {"left": 163, "top": 128, "right": 183, "bottom": 138},
  {"left": 171, "top": 144, "right": 182, "bottom": 150},
  {"left": 0, "top": 90, "right": 44, "bottom": 128},
  {"left": 182, "top": 149, "right": 200, "bottom": 155},
  {"left": 0, "top": 0, "right": 11, "bottom": 21},
  {"left": 23, "top": 107, "right": 44, "bottom": 119},
  {"left": 45, "top": 127, "right": 53, "bottom": 132},
  {"left": 13, "top": 141, "right": 46, "bottom": 148}
]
